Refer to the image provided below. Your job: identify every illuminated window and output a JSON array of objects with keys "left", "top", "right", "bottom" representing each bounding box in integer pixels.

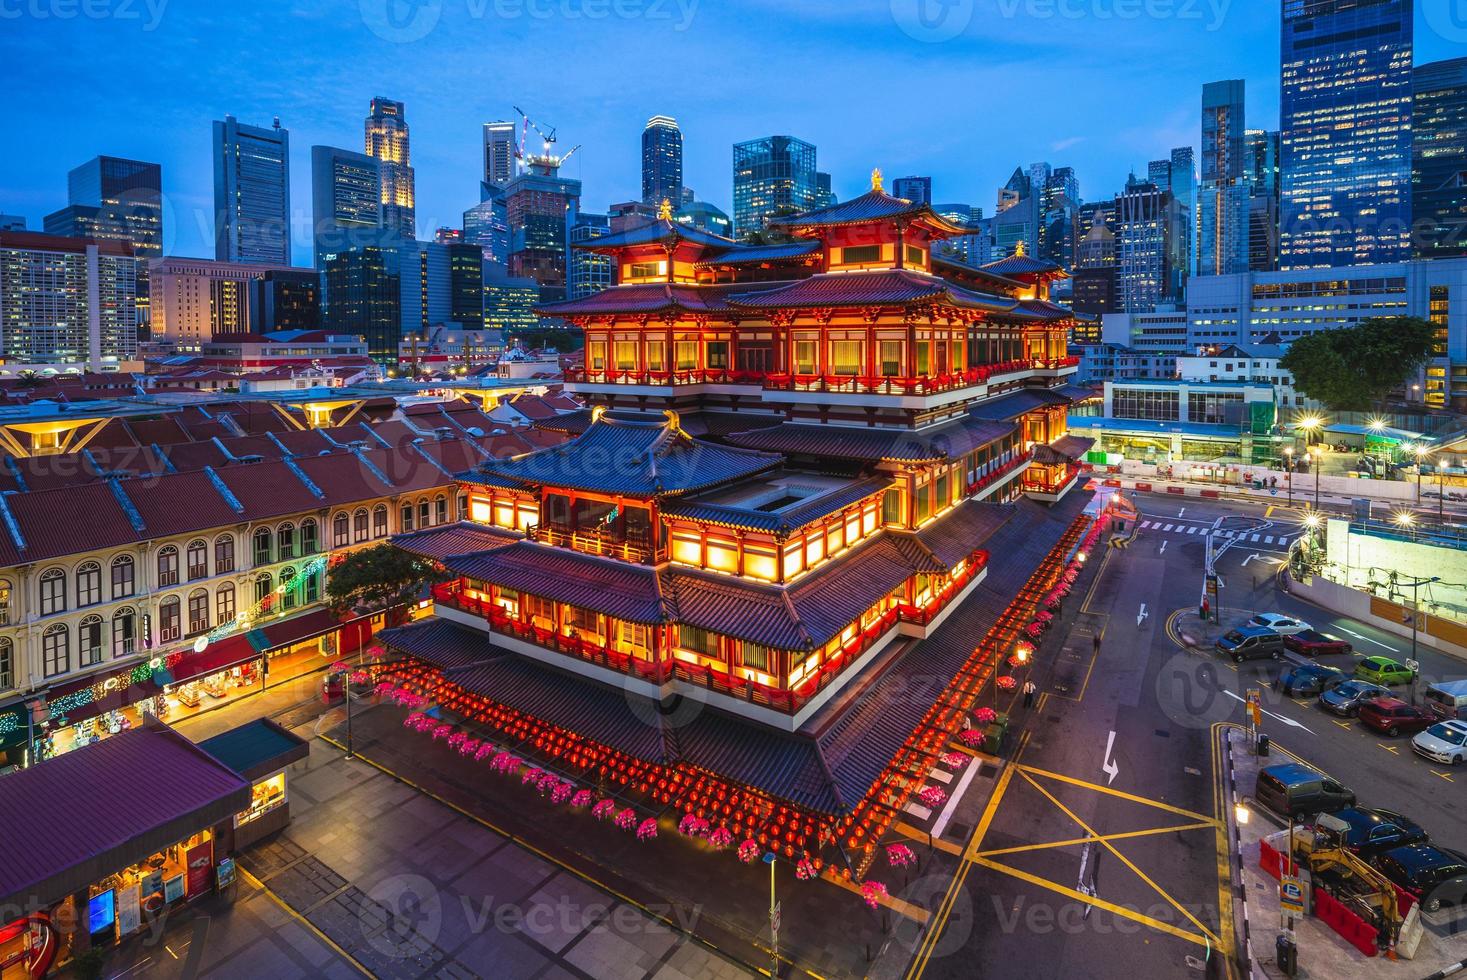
[
  {"left": 841, "top": 245, "right": 880, "bottom": 264},
  {"left": 671, "top": 532, "right": 702, "bottom": 565},
  {"left": 706, "top": 341, "right": 730, "bottom": 370},
  {"left": 614, "top": 341, "right": 637, "bottom": 371},
  {"left": 706, "top": 537, "right": 738, "bottom": 572},
  {"left": 470, "top": 496, "right": 492, "bottom": 524},
  {"left": 825, "top": 522, "right": 844, "bottom": 555},
  {"left": 743, "top": 544, "right": 777, "bottom": 581},
  {"left": 646, "top": 341, "right": 666, "bottom": 372},
  {"left": 740, "top": 641, "right": 769, "bottom": 672},
  {"left": 794, "top": 340, "right": 817, "bottom": 374},
  {"left": 675, "top": 341, "right": 698, "bottom": 371},
  {"left": 782, "top": 541, "right": 803, "bottom": 578},
  {"left": 678, "top": 625, "right": 718, "bottom": 657},
  {"left": 830, "top": 341, "right": 862, "bottom": 376},
  {"left": 905, "top": 244, "right": 925, "bottom": 267},
  {"left": 588, "top": 342, "right": 607, "bottom": 371},
  {"left": 628, "top": 261, "right": 666, "bottom": 279},
  {"left": 804, "top": 535, "right": 825, "bottom": 566},
  {"left": 882, "top": 488, "right": 903, "bottom": 526},
  {"left": 879, "top": 340, "right": 902, "bottom": 377}
]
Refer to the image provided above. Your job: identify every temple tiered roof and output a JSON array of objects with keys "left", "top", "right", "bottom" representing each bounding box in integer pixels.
[
  {"left": 725, "top": 415, "right": 1016, "bottom": 462},
  {"left": 724, "top": 269, "right": 1016, "bottom": 313},
  {"left": 766, "top": 187, "right": 971, "bottom": 238}
]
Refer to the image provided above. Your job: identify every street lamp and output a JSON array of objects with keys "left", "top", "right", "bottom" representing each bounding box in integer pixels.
[
  {"left": 762, "top": 852, "right": 779, "bottom": 979},
  {"left": 1413, "top": 445, "right": 1430, "bottom": 506},
  {"left": 1305, "top": 451, "right": 1320, "bottom": 510},
  {"left": 1400, "top": 575, "right": 1440, "bottom": 705},
  {"left": 1284, "top": 447, "right": 1295, "bottom": 506}
]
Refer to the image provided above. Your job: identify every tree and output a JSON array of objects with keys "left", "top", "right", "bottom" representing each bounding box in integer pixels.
[
  {"left": 1279, "top": 316, "right": 1437, "bottom": 412},
  {"left": 325, "top": 544, "right": 448, "bottom": 615}
]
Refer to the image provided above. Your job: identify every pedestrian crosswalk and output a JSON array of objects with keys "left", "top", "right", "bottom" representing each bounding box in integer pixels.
[{"left": 1137, "top": 520, "right": 1296, "bottom": 549}]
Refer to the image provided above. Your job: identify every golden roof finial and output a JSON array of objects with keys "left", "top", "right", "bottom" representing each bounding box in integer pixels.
[
  {"left": 1013, "top": 239, "right": 1027, "bottom": 257},
  {"left": 658, "top": 198, "right": 674, "bottom": 221},
  {"left": 871, "top": 167, "right": 883, "bottom": 193}
]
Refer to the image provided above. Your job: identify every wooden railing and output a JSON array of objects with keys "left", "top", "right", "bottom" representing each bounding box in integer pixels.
[
  {"left": 969, "top": 450, "right": 1032, "bottom": 495},
  {"left": 525, "top": 523, "right": 663, "bottom": 564}
]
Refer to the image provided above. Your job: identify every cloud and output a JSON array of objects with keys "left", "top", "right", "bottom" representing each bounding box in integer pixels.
[{"left": 1050, "top": 136, "right": 1085, "bottom": 152}]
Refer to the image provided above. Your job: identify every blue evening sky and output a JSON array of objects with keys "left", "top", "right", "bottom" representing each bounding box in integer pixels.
[{"left": 1, "top": 0, "right": 1458, "bottom": 265}]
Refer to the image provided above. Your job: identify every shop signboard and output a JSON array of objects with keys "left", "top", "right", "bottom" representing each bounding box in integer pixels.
[
  {"left": 163, "top": 874, "right": 185, "bottom": 904},
  {"left": 216, "top": 857, "right": 236, "bottom": 890},
  {"left": 87, "top": 889, "right": 115, "bottom": 938},
  {"left": 117, "top": 884, "right": 141, "bottom": 937},
  {"left": 185, "top": 843, "right": 213, "bottom": 898},
  {"left": 140, "top": 870, "right": 163, "bottom": 901}
]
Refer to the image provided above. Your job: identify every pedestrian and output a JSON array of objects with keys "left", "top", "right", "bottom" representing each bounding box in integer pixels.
[
  {"left": 1023, "top": 679, "right": 1038, "bottom": 709},
  {"left": 1092, "top": 633, "right": 1102, "bottom": 656}
]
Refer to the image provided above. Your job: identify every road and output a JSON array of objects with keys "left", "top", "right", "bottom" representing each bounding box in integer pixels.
[{"left": 913, "top": 490, "right": 1467, "bottom": 980}]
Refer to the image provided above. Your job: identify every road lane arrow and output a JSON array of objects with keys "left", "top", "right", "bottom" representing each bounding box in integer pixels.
[
  {"left": 1102, "top": 730, "right": 1120, "bottom": 785},
  {"left": 1222, "top": 690, "right": 1314, "bottom": 734}
]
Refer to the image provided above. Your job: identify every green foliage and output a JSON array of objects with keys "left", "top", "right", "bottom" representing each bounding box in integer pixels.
[
  {"left": 71, "top": 948, "right": 106, "bottom": 980},
  {"left": 1279, "top": 316, "right": 1437, "bottom": 412},
  {"left": 325, "top": 544, "right": 447, "bottom": 615}
]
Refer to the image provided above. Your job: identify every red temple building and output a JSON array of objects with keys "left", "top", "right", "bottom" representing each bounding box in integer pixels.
[{"left": 375, "top": 174, "right": 1100, "bottom": 872}]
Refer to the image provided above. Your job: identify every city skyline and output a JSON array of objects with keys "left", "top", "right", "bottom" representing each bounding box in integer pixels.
[{"left": 4, "top": 2, "right": 1460, "bottom": 265}]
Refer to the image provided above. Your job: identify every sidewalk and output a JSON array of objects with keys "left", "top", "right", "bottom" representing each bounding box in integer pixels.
[
  {"left": 1226, "top": 730, "right": 1467, "bottom": 978},
  {"left": 1095, "top": 472, "right": 1467, "bottom": 517}
]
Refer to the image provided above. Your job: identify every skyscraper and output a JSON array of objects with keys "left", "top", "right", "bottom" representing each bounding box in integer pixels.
[
  {"left": 1113, "top": 179, "right": 1187, "bottom": 313},
  {"left": 483, "top": 121, "right": 517, "bottom": 188},
  {"left": 1245, "top": 129, "right": 1281, "bottom": 271},
  {"left": 892, "top": 176, "right": 932, "bottom": 206},
  {"left": 569, "top": 212, "right": 614, "bottom": 299},
  {"left": 44, "top": 156, "right": 163, "bottom": 257},
  {"left": 213, "top": 115, "right": 290, "bottom": 266},
  {"left": 1039, "top": 167, "right": 1079, "bottom": 269},
  {"left": 310, "top": 145, "right": 383, "bottom": 268},
  {"left": 1412, "top": 58, "right": 1467, "bottom": 261},
  {"left": 464, "top": 186, "right": 510, "bottom": 266},
  {"left": 732, "top": 136, "right": 818, "bottom": 238},
  {"left": 641, "top": 115, "right": 683, "bottom": 206},
  {"left": 1280, "top": 0, "right": 1412, "bottom": 269},
  {"left": 1149, "top": 148, "right": 1195, "bottom": 278},
  {"left": 814, "top": 171, "right": 836, "bottom": 209},
  {"left": 993, "top": 167, "right": 1038, "bottom": 257},
  {"left": 1198, "top": 80, "right": 1250, "bottom": 277},
  {"left": 365, "top": 98, "right": 416, "bottom": 240},
  {"left": 502, "top": 159, "right": 582, "bottom": 302},
  {"left": 0, "top": 232, "right": 140, "bottom": 365}
]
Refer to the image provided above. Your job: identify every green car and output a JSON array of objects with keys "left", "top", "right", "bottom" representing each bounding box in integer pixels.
[{"left": 1355, "top": 656, "right": 1416, "bottom": 686}]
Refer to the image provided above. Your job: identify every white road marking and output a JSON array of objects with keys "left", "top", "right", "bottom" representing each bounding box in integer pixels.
[
  {"left": 1222, "top": 690, "right": 1314, "bottom": 733},
  {"left": 1163, "top": 524, "right": 1175, "bottom": 532},
  {"left": 931, "top": 753, "right": 985, "bottom": 838},
  {"left": 1263, "top": 536, "right": 1275, "bottom": 544},
  {"left": 1159, "top": 541, "right": 1168, "bottom": 555},
  {"left": 1338, "top": 627, "right": 1400, "bottom": 653},
  {"left": 1178, "top": 508, "right": 1186, "bottom": 517},
  {"left": 1142, "top": 521, "right": 1154, "bottom": 529},
  {"left": 1250, "top": 534, "right": 1261, "bottom": 542},
  {"left": 1102, "top": 730, "right": 1120, "bottom": 785},
  {"left": 1187, "top": 526, "right": 1199, "bottom": 534},
  {"left": 1137, "top": 603, "right": 1149, "bottom": 627}
]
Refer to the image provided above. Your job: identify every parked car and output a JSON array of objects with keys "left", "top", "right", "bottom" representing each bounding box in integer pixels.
[
  {"left": 1319, "top": 680, "right": 1390, "bottom": 717},
  {"left": 1247, "top": 613, "right": 1311, "bottom": 636},
  {"left": 1355, "top": 656, "right": 1417, "bottom": 687},
  {"left": 1254, "top": 763, "right": 1355, "bottom": 818},
  {"left": 1283, "top": 629, "right": 1353, "bottom": 657},
  {"left": 1358, "top": 698, "right": 1436, "bottom": 737},
  {"left": 1278, "top": 663, "right": 1349, "bottom": 697},
  {"left": 1371, "top": 844, "right": 1467, "bottom": 913},
  {"left": 1412, "top": 721, "right": 1467, "bottom": 766},
  {"left": 1316, "top": 808, "right": 1427, "bottom": 857},
  {"left": 1423, "top": 679, "right": 1467, "bottom": 721},
  {"left": 1217, "top": 625, "right": 1286, "bottom": 663}
]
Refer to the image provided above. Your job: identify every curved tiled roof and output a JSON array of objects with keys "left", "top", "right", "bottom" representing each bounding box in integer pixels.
[
  {"left": 768, "top": 189, "right": 971, "bottom": 237},
  {"left": 474, "top": 413, "right": 783, "bottom": 497},
  {"left": 968, "top": 386, "right": 1077, "bottom": 421},
  {"left": 570, "top": 218, "right": 735, "bottom": 252},
  {"left": 930, "top": 254, "right": 1025, "bottom": 293},
  {"left": 726, "top": 416, "right": 1016, "bottom": 463},
  {"left": 391, "top": 522, "right": 520, "bottom": 561},
  {"left": 535, "top": 281, "right": 767, "bottom": 317},
  {"left": 726, "top": 269, "right": 1016, "bottom": 313},
  {"left": 981, "top": 253, "right": 1065, "bottom": 277},
  {"left": 693, "top": 241, "right": 822, "bottom": 268},
  {"left": 445, "top": 542, "right": 669, "bottom": 624},
  {"left": 1014, "top": 298, "right": 1078, "bottom": 320},
  {"left": 661, "top": 475, "right": 893, "bottom": 535}
]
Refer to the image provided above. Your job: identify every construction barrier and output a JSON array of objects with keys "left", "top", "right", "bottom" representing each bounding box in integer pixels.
[
  {"left": 1260, "top": 838, "right": 1283, "bottom": 881},
  {"left": 1314, "top": 887, "right": 1379, "bottom": 958}
]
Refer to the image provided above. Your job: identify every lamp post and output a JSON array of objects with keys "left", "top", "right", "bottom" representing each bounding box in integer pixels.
[
  {"left": 1284, "top": 447, "right": 1294, "bottom": 506},
  {"left": 1306, "top": 451, "right": 1320, "bottom": 510},
  {"left": 1414, "top": 445, "right": 1429, "bottom": 506},
  {"left": 763, "top": 852, "right": 779, "bottom": 979}
]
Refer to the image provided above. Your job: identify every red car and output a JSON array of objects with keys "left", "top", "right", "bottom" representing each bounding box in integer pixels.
[
  {"left": 1283, "top": 629, "right": 1353, "bottom": 657},
  {"left": 1359, "top": 698, "right": 1436, "bottom": 737}
]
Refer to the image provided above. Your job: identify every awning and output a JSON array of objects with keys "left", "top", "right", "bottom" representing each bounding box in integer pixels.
[
  {"left": 245, "top": 608, "right": 373, "bottom": 653},
  {"left": 170, "top": 635, "right": 260, "bottom": 685},
  {"left": 198, "top": 719, "right": 310, "bottom": 781}
]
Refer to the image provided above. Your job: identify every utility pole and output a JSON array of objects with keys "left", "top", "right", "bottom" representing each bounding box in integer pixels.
[{"left": 763, "top": 853, "right": 779, "bottom": 979}]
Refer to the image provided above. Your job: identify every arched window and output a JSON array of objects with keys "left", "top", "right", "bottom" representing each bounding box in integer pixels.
[
  {"left": 216, "top": 583, "right": 236, "bottom": 624},
  {"left": 187, "top": 589, "right": 210, "bottom": 636},
  {"left": 372, "top": 504, "right": 389, "bottom": 538},
  {"left": 0, "top": 637, "right": 12, "bottom": 690},
  {"left": 332, "top": 512, "right": 350, "bottom": 548},
  {"left": 111, "top": 555, "right": 135, "bottom": 599},
  {"left": 277, "top": 522, "right": 295, "bottom": 561},
  {"left": 353, "top": 508, "right": 369, "bottom": 543},
  {"left": 79, "top": 615, "right": 104, "bottom": 667},
  {"left": 400, "top": 503, "right": 414, "bottom": 532},
  {"left": 254, "top": 572, "right": 273, "bottom": 605},
  {"left": 215, "top": 534, "right": 236, "bottom": 573},
  {"left": 158, "top": 595, "right": 181, "bottom": 642},
  {"left": 300, "top": 518, "right": 319, "bottom": 555},
  {"left": 417, "top": 498, "right": 431, "bottom": 528},
  {"left": 75, "top": 561, "right": 101, "bottom": 607},
  {"left": 41, "top": 624, "right": 68, "bottom": 677},
  {"left": 280, "top": 566, "right": 297, "bottom": 610},
  {"left": 303, "top": 566, "right": 321, "bottom": 604},
  {"left": 39, "top": 568, "right": 66, "bottom": 616},
  {"left": 157, "top": 545, "right": 179, "bottom": 587},
  {"left": 252, "top": 528, "right": 272, "bottom": 566},
  {"left": 187, "top": 539, "right": 208, "bottom": 580},
  {"left": 112, "top": 607, "right": 136, "bottom": 658},
  {"left": 434, "top": 494, "right": 448, "bottom": 526},
  {"left": 0, "top": 579, "right": 10, "bottom": 627}
]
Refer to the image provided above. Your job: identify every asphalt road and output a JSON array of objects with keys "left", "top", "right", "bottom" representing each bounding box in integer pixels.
[{"left": 915, "top": 489, "right": 1467, "bottom": 980}]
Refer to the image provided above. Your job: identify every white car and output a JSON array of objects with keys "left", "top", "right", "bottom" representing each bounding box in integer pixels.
[
  {"left": 1247, "top": 613, "right": 1312, "bottom": 636},
  {"left": 1412, "top": 721, "right": 1467, "bottom": 766}
]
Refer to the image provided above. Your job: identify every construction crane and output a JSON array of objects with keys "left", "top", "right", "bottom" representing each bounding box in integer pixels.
[{"left": 512, "top": 106, "right": 579, "bottom": 170}]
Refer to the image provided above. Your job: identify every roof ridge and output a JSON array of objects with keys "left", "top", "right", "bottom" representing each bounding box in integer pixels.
[
  {"left": 107, "top": 477, "right": 147, "bottom": 533},
  {"left": 3, "top": 456, "right": 27, "bottom": 493},
  {"left": 282, "top": 457, "right": 325, "bottom": 500},
  {"left": 203, "top": 465, "right": 247, "bottom": 514},
  {"left": 0, "top": 491, "right": 27, "bottom": 554}
]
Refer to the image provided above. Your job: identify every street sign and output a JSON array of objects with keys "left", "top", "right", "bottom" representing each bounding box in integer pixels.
[
  {"left": 1280, "top": 876, "right": 1305, "bottom": 915},
  {"left": 771, "top": 901, "right": 780, "bottom": 938}
]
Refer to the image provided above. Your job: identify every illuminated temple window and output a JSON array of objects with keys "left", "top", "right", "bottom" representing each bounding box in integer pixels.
[
  {"left": 675, "top": 340, "right": 697, "bottom": 371},
  {"left": 646, "top": 341, "right": 666, "bottom": 372},
  {"left": 677, "top": 624, "right": 718, "bottom": 658},
  {"left": 744, "top": 544, "right": 777, "bottom": 582},
  {"left": 671, "top": 532, "right": 702, "bottom": 566},
  {"left": 469, "top": 496, "right": 492, "bottom": 524},
  {"left": 614, "top": 341, "right": 637, "bottom": 371},
  {"left": 879, "top": 340, "right": 902, "bottom": 377},
  {"left": 788, "top": 649, "right": 819, "bottom": 686},
  {"left": 705, "top": 537, "right": 738, "bottom": 573},
  {"left": 616, "top": 620, "right": 650, "bottom": 655}
]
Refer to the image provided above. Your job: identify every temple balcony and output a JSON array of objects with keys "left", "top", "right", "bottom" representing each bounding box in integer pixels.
[
  {"left": 525, "top": 521, "right": 664, "bottom": 565},
  {"left": 1027, "top": 354, "right": 1080, "bottom": 379},
  {"left": 969, "top": 449, "right": 1033, "bottom": 499}
]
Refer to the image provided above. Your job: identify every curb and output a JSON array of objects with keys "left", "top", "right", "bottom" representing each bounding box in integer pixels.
[
  {"left": 1420, "top": 959, "right": 1467, "bottom": 980},
  {"left": 1219, "top": 726, "right": 1256, "bottom": 980}
]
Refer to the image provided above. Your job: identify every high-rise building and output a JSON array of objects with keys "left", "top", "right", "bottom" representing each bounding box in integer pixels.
[
  {"left": 446, "top": 242, "right": 485, "bottom": 330},
  {"left": 251, "top": 268, "right": 321, "bottom": 332},
  {"left": 641, "top": 115, "right": 683, "bottom": 206},
  {"left": 675, "top": 201, "right": 733, "bottom": 239},
  {"left": 0, "top": 231, "right": 140, "bottom": 365},
  {"left": 1113, "top": 180, "right": 1187, "bottom": 313},
  {"left": 213, "top": 115, "right": 290, "bottom": 266},
  {"left": 732, "top": 136, "right": 819, "bottom": 238},
  {"left": 569, "top": 212, "right": 614, "bottom": 299},
  {"left": 483, "top": 121, "right": 517, "bottom": 188},
  {"left": 1039, "top": 167, "right": 1079, "bottom": 269},
  {"left": 44, "top": 156, "right": 162, "bottom": 258},
  {"left": 310, "top": 145, "right": 384, "bottom": 269},
  {"left": 815, "top": 172, "right": 836, "bottom": 209},
  {"left": 150, "top": 255, "right": 299, "bottom": 346},
  {"left": 435, "top": 228, "right": 464, "bottom": 244},
  {"left": 483, "top": 262, "right": 540, "bottom": 335},
  {"left": 502, "top": 160, "right": 581, "bottom": 302},
  {"left": 1148, "top": 148, "right": 1195, "bottom": 278},
  {"left": 892, "top": 176, "right": 932, "bottom": 206},
  {"left": 1280, "top": 0, "right": 1412, "bottom": 269},
  {"left": 1413, "top": 58, "right": 1467, "bottom": 261},
  {"left": 1198, "top": 80, "right": 1249, "bottom": 278},
  {"left": 0, "top": 216, "right": 25, "bottom": 231},
  {"left": 464, "top": 186, "right": 510, "bottom": 266},
  {"left": 365, "top": 98, "right": 416, "bottom": 240},
  {"left": 323, "top": 239, "right": 484, "bottom": 362},
  {"left": 993, "top": 167, "right": 1038, "bottom": 257},
  {"left": 1244, "top": 129, "right": 1281, "bottom": 272}
]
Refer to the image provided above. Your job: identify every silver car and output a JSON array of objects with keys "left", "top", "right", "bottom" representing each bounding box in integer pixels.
[{"left": 1412, "top": 721, "right": 1467, "bottom": 766}]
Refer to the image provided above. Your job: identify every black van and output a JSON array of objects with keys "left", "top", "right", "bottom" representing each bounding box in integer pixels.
[
  {"left": 1254, "top": 763, "right": 1355, "bottom": 818},
  {"left": 1217, "top": 625, "right": 1285, "bottom": 663}
]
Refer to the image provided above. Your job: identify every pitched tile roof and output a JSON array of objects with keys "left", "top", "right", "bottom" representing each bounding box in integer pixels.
[
  {"left": 726, "top": 270, "right": 1016, "bottom": 313},
  {"left": 376, "top": 618, "right": 500, "bottom": 672},
  {"left": 475, "top": 414, "right": 782, "bottom": 497},
  {"left": 981, "top": 252, "right": 1065, "bottom": 277},
  {"left": 535, "top": 282, "right": 758, "bottom": 317},
  {"left": 693, "top": 241, "right": 821, "bottom": 268},
  {"left": 391, "top": 522, "right": 519, "bottom": 562},
  {"left": 767, "top": 188, "right": 970, "bottom": 237},
  {"left": 904, "top": 499, "right": 1016, "bottom": 568},
  {"left": 661, "top": 475, "right": 892, "bottom": 535},
  {"left": 444, "top": 542, "right": 669, "bottom": 624},
  {"left": 726, "top": 416, "right": 1016, "bottom": 462},
  {"left": 968, "top": 387, "right": 1075, "bottom": 421},
  {"left": 569, "top": 217, "right": 735, "bottom": 252},
  {"left": 1033, "top": 435, "right": 1096, "bottom": 465}
]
